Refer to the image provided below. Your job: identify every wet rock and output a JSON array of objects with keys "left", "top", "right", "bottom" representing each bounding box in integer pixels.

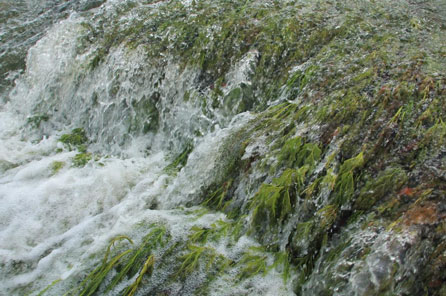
[{"left": 79, "top": 0, "right": 106, "bottom": 12}]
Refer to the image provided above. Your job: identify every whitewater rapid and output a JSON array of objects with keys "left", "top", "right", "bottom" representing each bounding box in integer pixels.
[{"left": 0, "top": 1, "right": 294, "bottom": 295}]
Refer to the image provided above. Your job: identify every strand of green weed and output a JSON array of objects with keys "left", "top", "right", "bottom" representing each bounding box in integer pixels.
[
  {"left": 35, "top": 279, "right": 61, "bottom": 296},
  {"left": 109, "top": 227, "right": 167, "bottom": 292},
  {"left": 102, "top": 236, "right": 133, "bottom": 266},
  {"left": 124, "top": 255, "right": 155, "bottom": 296},
  {"left": 79, "top": 249, "right": 133, "bottom": 296},
  {"left": 105, "top": 249, "right": 140, "bottom": 293},
  {"left": 75, "top": 236, "right": 133, "bottom": 296},
  {"left": 106, "top": 242, "right": 152, "bottom": 292}
]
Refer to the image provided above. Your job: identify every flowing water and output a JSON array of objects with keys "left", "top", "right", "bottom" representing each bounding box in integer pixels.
[
  {"left": 1, "top": 0, "right": 445, "bottom": 295},
  {"left": 0, "top": 1, "right": 293, "bottom": 295}
]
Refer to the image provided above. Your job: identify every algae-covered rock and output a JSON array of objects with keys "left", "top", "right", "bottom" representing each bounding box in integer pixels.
[
  {"left": 21, "top": 0, "right": 446, "bottom": 295},
  {"left": 59, "top": 128, "right": 88, "bottom": 151},
  {"left": 0, "top": 159, "right": 17, "bottom": 174}
]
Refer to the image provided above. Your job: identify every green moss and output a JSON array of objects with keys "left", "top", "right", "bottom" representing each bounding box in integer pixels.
[
  {"left": 36, "top": 279, "right": 61, "bottom": 296},
  {"left": 202, "top": 180, "right": 232, "bottom": 210},
  {"left": 278, "top": 137, "right": 304, "bottom": 168},
  {"left": 352, "top": 67, "right": 376, "bottom": 83},
  {"left": 123, "top": 255, "right": 155, "bottom": 296},
  {"left": 286, "top": 65, "right": 319, "bottom": 96},
  {"left": 332, "top": 152, "right": 364, "bottom": 206},
  {"left": 67, "top": 236, "right": 134, "bottom": 296},
  {"left": 222, "top": 83, "right": 255, "bottom": 115},
  {"left": 189, "top": 219, "right": 242, "bottom": 246},
  {"left": 59, "top": 128, "right": 88, "bottom": 149},
  {"left": 88, "top": 48, "right": 107, "bottom": 70},
  {"left": 59, "top": 128, "right": 89, "bottom": 156},
  {"left": 106, "top": 226, "right": 167, "bottom": 293},
  {"left": 237, "top": 251, "right": 268, "bottom": 281},
  {"left": 355, "top": 168, "right": 407, "bottom": 210},
  {"left": 320, "top": 168, "right": 337, "bottom": 192},
  {"left": 26, "top": 114, "right": 49, "bottom": 128},
  {"left": 61, "top": 226, "right": 168, "bottom": 296},
  {"left": 164, "top": 144, "right": 193, "bottom": 175},
  {"left": 377, "top": 197, "right": 401, "bottom": 218},
  {"left": 72, "top": 153, "right": 92, "bottom": 167},
  {"left": 333, "top": 171, "right": 355, "bottom": 206},
  {"left": 291, "top": 220, "right": 320, "bottom": 275},
  {"left": 235, "top": 247, "right": 292, "bottom": 284},
  {"left": 129, "top": 94, "right": 160, "bottom": 134},
  {"left": 32, "top": 0, "right": 446, "bottom": 294},
  {"left": 317, "top": 204, "right": 338, "bottom": 229},
  {"left": 250, "top": 167, "right": 309, "bottom": 231},
  {"left": 189, "top": 226, "right": 213, "bottom": 244},
  {"left": 175, "top": 245, "right": 229, "bottom": 279},
  {"left": 325, "top": 238, "right": 353, "bottom": 264},
  {"left": 289, "top": 205, "right": 341, "bottom": 283},
  {"left": 421, "top": 119, "right": 446, "bottom": 149},
  {"left": 252, "top": 103, "right": 300, "bottom": 136},
  {"left": 277, "top": 137, "right": 321, "bottom": 170},
  {"left": 271, "top": 251, "right": 291, "bottom": 284},
  {"left": 50, "top": 161, "right": 65, "bottom": 175}
]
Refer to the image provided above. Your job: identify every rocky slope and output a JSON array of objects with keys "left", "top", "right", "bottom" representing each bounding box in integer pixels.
[{"left": 1, "top": 0, "right": 446, "bottom": 295}]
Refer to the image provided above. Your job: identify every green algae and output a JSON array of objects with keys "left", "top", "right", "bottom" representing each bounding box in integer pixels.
[
  {"left": 332, "top": 152, "right": 364, "bottom": 207},
  {"left": 122, "top": 255, "right": 155, "bottom": 296},
  {"left": 202, "top": 180, "right": 233, "bottom": 211},
  {"left": 132, "top": 0, "right": 446, "bottom": 292},
  {"left": 58, "top": 128, "right": 94, "bottom": 167},
  {"left": 106, "top": 226, "right": 167, "bottom": 293},
  {"left": 250, "top": 166, "right": 309, "bottom": 231},
  {"left": 176, "top": 245, "right": 219, "bottom": 277},
  {"left": 189, "top": 219, "right": 234, "bottom": 245},
  {"left": 68, "top": 236, "right": 134, "bottom": 296},
  {"left": 234, "top": 247, "right": 292, "bottom": 285},
  {"left": 35, "top": 279, "right": 61, "bottom": 296},
  {"left": 60, "top": 226, "right": 169, "bottom": 296},
  {"left": 237, "top": 249, "right": 268, "bottom": 280},
  {"left": 222, "top": 83, "right": 255, "bottom": 115},
  {"left": 163, "top": 144, "right": 194, "bottom": 175},
  {"left": 50, "top": 161, "right": 65, "bottom": 175},
  {"left": 128, "top": 94, "right": 160, "bottom": 135},
  {"left": 72, "top": 153, "right": 92, "bottom": 167},
  {"left": 26, "top": 114, "right": 49, "bottom": 129},
  {"left": 59, "top": 128, "right": 88, "bottom": 151},
  {"left": 355, "top": 167, "right": 407, "bottom": 210},
  {"left": 34, "top": 0, "right": 446, "bottom": 295}
]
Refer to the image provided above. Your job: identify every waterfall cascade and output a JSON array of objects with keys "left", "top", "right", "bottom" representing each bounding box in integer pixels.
[{"left": 1, "top": 0, "right": 446, "bottom": 295}]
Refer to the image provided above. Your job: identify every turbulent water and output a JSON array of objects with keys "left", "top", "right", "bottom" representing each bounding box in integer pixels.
[
  {"left": 1, "top": 1, "right": 291, "bottom": 295},
  {"left": 1, "top": 0, "right": 445, "bottom": 295}
]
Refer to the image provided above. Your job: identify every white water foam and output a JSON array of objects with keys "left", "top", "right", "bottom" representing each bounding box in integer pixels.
[{"left": 0, "top": 2, "right": 295, "bottom": 294}]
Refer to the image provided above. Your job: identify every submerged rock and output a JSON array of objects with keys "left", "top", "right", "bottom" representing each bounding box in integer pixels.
[{"left": 1, "top": 0, "right": 445, "bottom": 295}]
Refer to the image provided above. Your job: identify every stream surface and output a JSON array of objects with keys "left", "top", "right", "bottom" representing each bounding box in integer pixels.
[
  {"left": 1, "top": 1, "right": 445, "bottom": 296},
  {"left": 0, "top": 1, "right": 291, "bottom": 295}
]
